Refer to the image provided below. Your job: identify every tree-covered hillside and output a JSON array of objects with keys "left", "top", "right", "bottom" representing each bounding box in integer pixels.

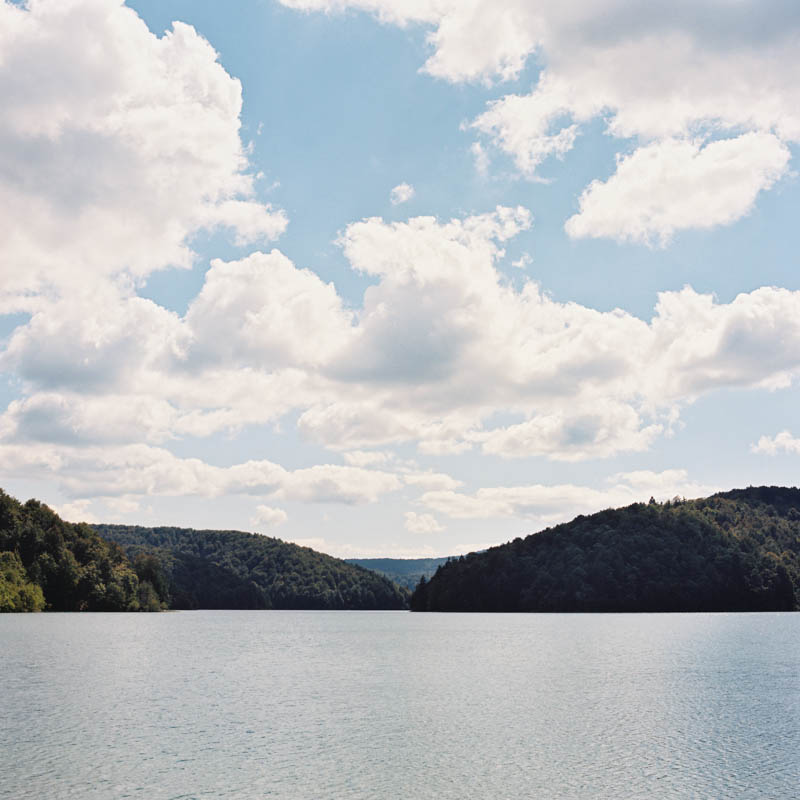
[
  {"left": 0, "top": 490, "right": 166, "bottom": 612},
  {"left": 346, "top": 557, "right": 451, "bottom": 590},
  {"left": 411, "top": 487, "right": 800, "bottom": 612},
  {"left": 96, "top": 525, "right": 409, "bottom": 610}
]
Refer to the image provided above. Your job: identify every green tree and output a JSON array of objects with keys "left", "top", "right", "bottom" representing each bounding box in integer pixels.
[{"left": 0, "top": 551, "right": 45, "bottom": 612}]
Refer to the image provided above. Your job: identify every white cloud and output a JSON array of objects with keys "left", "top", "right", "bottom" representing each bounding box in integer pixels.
[
  {"left": 390, "top": 182, "right": 415, "bottom": 205},
  {"left": 565, "top": 134, "right": 791, "bottom": 245},
  {"left": 404, "top": 511, "right": 444, "bottom": 533},
  {"left": 402, "top": 471, "right": 463, "bottom": 491},
  {"left": 52, "top": 499, "right": 99, "bottom": 525},
  {"left": 471, "top": 141, "right": 490, "bottom": 176},
  {"left": 252, "top": 504, "right": 289, "bottom": 527},
  {"left": 751, "top": 430, "right": 800, "bottom": 456},
  {"left": 480, "top": 402, "right": 662, "bottom": 461},
  {"left": 278, "top": 464, "right": 402, "bottom": 504},
  {"left": 511, "top": 252, "right": 531, "bottom": 269},
  {"left": 185, "top": 250, "right": 353, "bottom": 370},
  {"left": 648, "top": 286, "right": 800, "bottom": 399},
  {"left": 282, "top": 1, "right": 800, "bottom": 238},
  {"left": 104, "top": 496, "right": 141, "bottom": 516},
  {"left": 6, "top": 206, "right": 800, "bottom": 467},
  {"left": 421, "top": 470, "right": 719, "bottom": 526},
  {"left": 0, "top": 440, "right": 401, "bottom": 506},
  {"left": 281, "top": 0, "right": 536, "bottom": 83},
  {"left": 342, "top": 450, "right": 393, "bottom": 467},
  {"left": 0, "top": 0, "right": 285, "bottom": 308},
  {"left": 473, "top": 78, "right": 582, "bottom": 174}
]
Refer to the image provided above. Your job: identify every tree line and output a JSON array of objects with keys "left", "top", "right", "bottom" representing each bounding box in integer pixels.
[
  {"left": 95, "top": 524, "right": 409, "bottom": 610},
  {"left": 0, "top": 488, "right": 408, "bottom": 611},
  {"left": 411, "top": 487, "right": 800, "bottom": 612},
  {"left": 0, "top": 490, "right": 167, "bottom": 611}
]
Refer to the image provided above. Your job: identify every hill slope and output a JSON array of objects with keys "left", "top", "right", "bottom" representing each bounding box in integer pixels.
[
  {"left": 345, "top": 557, "right": 451, "bottom": 590},
  {"left": 0, "top": 490, "right": 165, "bottom": 611},
  {"left": 96, "top": 524, "right": 409, "bottom": 610},
  {"left": 410, "top": 487, "right": 800, "bottom": 612}
]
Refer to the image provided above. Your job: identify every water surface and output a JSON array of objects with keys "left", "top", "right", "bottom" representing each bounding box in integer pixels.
[{"left": 1, "top": 611, "right": 798, "bottom": 798}]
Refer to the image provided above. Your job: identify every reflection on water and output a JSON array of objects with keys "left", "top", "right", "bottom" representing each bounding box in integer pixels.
[{"left": 1, "top": 611, "right": 798, "bottom": 799}]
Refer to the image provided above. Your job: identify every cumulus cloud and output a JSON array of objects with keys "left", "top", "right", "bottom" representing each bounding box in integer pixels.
[
  {"left": 282, "top": 0, "right": 800, "bottom": 239},
  {"left": 185, "top": 250, "right": 353, "bottom": 370},
  {"left": 751, "top": 430, "right": 800, "bottom": 455},
  {"left": 390, "top": 182, "right": 415, "bottom": 205},
  {"left": 402, "top": 471, "right": 463, "bottom": 491},
  {"left": 252, "top": 505, "right": 289, "bottom": 527},
  {"left": 480, "top": 403, "right": 662, "bottom": 462},
  {"left": 53, "top": 499, "right": 99, "bottom": 525},
  {"left": 0, "top": 0, "right": 285, "bottom": 309},
  {"left": 421, "top": 470, "right": 719, "bottom": 526},
  {"left": 565, "top": 134, "right": 791, "bottom": 244},
  {"left": 7, "top": 207, "right": 800, "bottom": 467},
  {"left": 342, "top": 450, "right": 393, "bottom": 467},
  {"left": 404, "top": 511, "right": 445, "bottom": 533},
  {"left": 0, "top": 440, "right": 402, "bottom": 507}
]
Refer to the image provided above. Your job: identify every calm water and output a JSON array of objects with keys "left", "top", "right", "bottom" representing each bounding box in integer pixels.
[{"left": 1, "top": 612, "right": 798, "bottom": 799}]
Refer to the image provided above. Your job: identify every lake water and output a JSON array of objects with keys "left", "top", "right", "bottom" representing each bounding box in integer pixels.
[{"left": 1, "top": 612, "right": 798, "bottom": 799}]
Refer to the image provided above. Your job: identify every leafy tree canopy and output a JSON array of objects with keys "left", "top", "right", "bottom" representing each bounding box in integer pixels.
[
  {"left": 95, "top": 524, "right": 409, "bottom": 611},
  {"left": 411, "top": 487, "right": 800, "bottom": 613},
  {"left": 0, "top": 489, "right": 167, "bottom": 611}
]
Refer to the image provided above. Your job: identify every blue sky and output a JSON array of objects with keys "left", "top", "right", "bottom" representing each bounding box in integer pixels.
[{"left": 1, "top": 0, "right": 799, "bottom": 557}]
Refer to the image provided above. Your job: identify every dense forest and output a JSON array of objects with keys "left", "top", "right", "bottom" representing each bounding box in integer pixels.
[
  {"left": 411, "top": 487, "right": 800, "bottom": 612},
  {"left": 0, "top": 487, "right": 408, "bottom": 611},
  {"left": 95, "top": 524, "right": 409, "bottom": 610},
  {"left": 0, "top": 490, "right": 167, "bottom": 611},
  {"left": 345, "top": 557, "right": 451, "bottom": 590},
  {"left": 7, "top": 484, "right": 800, "bottom": 614}
]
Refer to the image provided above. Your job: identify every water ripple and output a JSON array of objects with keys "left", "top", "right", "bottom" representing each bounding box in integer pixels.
[{"left": 1, "top": 612, "right": 798, "bottom": 799}]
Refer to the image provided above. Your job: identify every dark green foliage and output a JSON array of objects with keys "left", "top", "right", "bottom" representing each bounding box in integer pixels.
[
  {"left": 94, "top": 524, "right": 409, "bottom": 610},
  {"left": 0, "top": 489, "right": 153, "bottom": 611},
  {"left": 345, "top": 557, "right": 451, "bottom": 590},
  {"left": 410, "top": 486, "right": 800, "bottom": 612},
  {"left": 0, "top": 551, "right": 45, "bottom": 612}
]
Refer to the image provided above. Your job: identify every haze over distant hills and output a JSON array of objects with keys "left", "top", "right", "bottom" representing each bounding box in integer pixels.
[{"left": 345, "top": 558, "right": 451, "bottom": 590}]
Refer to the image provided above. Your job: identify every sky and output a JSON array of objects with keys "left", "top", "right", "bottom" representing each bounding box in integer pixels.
[{"left": 1, "top": 0, "right": 800, "bottom": 558}]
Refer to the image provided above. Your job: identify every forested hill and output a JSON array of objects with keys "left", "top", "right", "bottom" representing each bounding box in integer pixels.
[
  {"left": 95, "top": 524, "right": 409, "bottom": 610},
  {"left": 410, "top": 486, "right": 800, "bottom": 613},
  {"left": 346, "top": 557, "right": 451, "bottom": 590},
  {"left": 0, "top": 490, "right": 167, "bottom": 612}
]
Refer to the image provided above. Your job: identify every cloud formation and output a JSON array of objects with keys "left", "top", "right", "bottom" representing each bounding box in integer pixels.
[
  {"left": 564, "top": 134, "right": 791, "bottom": 245},
  {"left": 404, "top": 511, "right": 445, "bottom": 534},
  {"left": 5, "top": 206, "right": 800, "bottom": 474},
  {"left": 282, "top": 0, "right": 800, "bottom": 240},
  {"left": 751, "top": 431, "right": 800, "bottom": 456},
  {"left": 252, "top": 505, "right": 289, "bottom": 527},
  {"left": 421, "top": 470, "right": 719, "bottom": 527},
  {"left": 390, "top": 182, "right": 415, "bottom": 205},
  {"left": 1, "top": 0, "right": 798, "bottom": 545},
  {"left": 0, "top": 0, "right": 285, "bottom": 311}
]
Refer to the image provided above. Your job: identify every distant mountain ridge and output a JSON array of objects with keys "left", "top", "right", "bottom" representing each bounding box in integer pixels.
[
  {"left": 346, "top": 557, "right": 452, "bottom": 590},
  {"left": 411, "top": 486, "right": 800, "bottom": 612},
  {"left": 96, "top": 524, "right": 409, "bottom": 610}
]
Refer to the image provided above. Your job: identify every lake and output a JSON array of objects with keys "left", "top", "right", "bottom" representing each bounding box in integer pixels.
[{"left": 1, "top": 611, "right": 798, "bottom": 799}]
